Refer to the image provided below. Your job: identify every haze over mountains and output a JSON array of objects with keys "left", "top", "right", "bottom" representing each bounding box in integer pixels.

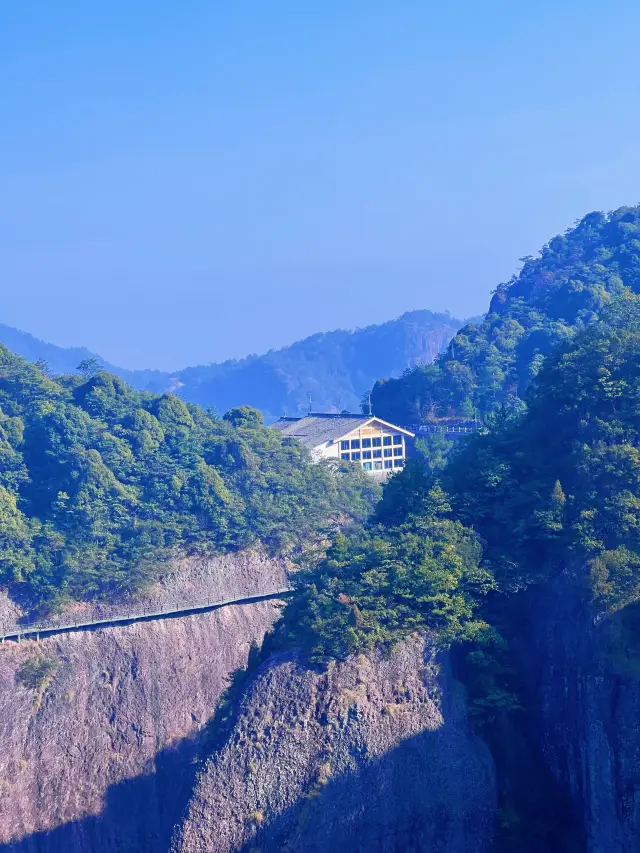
[{"left": 0, "top": 309, "right": 463, "bottom": 422}]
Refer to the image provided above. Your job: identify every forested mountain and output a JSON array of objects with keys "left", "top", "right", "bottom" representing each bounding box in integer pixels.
[
  {"left": 0, "top": 310, "right": 461, "bottom": 422},
  {"left": 278, "top": 292, "right": 640, "bottom": 850},
  {"left": 371, "top": 206, "right": 640, "bottom": 424},
  {"left": 0, "top": 346, "right": 378, "bottom": 611}
]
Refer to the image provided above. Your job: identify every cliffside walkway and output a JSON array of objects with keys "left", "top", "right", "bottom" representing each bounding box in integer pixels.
[{"left": 0, "top": 587, "right": 294, "bottom": 644}]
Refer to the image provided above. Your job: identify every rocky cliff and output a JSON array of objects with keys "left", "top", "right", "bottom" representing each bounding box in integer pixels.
[
  {"left": 0, "top": 550, "right": 288, "bottom": 853},
  {"left": 518, "top": 570, "right": 640, "bottom": 853},
  {"left": 173, "top": 637, "right": 497, "bottom": 853}
]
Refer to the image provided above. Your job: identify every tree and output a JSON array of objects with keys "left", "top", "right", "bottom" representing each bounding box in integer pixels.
[{"left": 76, "top": 358, "right": 101, "bottom": 378}]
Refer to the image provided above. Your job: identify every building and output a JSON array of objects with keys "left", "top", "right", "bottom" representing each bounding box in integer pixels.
[{"left": 271, "top": 412, "right": 415, "bottom": 478}]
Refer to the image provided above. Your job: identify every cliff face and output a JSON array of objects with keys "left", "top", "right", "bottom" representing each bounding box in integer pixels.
[
  {"left": 0, "top": 550, "right": 288, "bottom": 853},
  {"left": 519, "top": 570, "right": 640, "bottom": 853},
  {"left": 173, "top": 637, "right": 497, "bottom": 853}
]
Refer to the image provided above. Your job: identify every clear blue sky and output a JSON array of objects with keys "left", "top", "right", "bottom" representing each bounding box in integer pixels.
[{"left": 2, "top": 1, "right": 640, "bottom": 370}]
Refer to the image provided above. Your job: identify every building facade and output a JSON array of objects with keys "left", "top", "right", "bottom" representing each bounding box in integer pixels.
[{"left": 271, "top": 413, "right": 415, "bottom": 479}]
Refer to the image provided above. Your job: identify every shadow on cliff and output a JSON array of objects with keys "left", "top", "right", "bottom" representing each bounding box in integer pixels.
[
  {"left": 0, "top": 725, "right": 203, "bottom": 853},
  {"left": 236, "top": 726, "right": 497, "bottom": 853},
  {"left": 0, "top": 646, "right": 264, "bottom": 853}
]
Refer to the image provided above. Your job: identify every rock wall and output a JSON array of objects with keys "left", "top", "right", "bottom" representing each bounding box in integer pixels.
[
  {"left": 173, "top": 637, "right": 497, "bottom": 853},
  {"left": 0, "top": 550, "right": 287, "bottom": 853},
  {"left": 519, "top": 570, "right": 640, "bottom": 853}
]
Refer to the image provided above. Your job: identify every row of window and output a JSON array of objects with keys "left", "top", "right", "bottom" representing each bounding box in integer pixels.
[
  {"left": 341, "top": 435, "right": 402, "bottom": 451},
  {"left": 342, "top": 447, "right": 402, "bottom": 461},
  {"left": 362, "top": 459, "right": 404, "bottom": 470}
]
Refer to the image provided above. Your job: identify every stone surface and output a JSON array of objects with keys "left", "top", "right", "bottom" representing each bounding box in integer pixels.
[
  {"left": 0, "top": 551, "right": 286, "bottom": 853},
  {"left": 519, "top": 570, "right": 640, "bottom": 853},
  {"left": 173, "top": 637, "right": 497, "bottom": 853}
]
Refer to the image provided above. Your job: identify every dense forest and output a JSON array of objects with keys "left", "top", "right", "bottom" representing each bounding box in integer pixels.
[
  {"left": 290, "top": 293, "right": 640, "bottom": 661},
  {"left": 371, "top": 206, "right": 640, "bottom": 425},
  {"left": 0, "top": 347, "right": 379, "bottom": 611},
  {"left": 0, "top": 309, "right": 461, "bottom": 423}
]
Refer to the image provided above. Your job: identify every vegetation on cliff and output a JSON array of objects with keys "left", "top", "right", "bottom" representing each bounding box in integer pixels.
[
  {"left": 371, "top": 205, "right": 640, "bottom": 425},
  {"left": 0, "top": 348, "right": 379, "bottom": 610}
]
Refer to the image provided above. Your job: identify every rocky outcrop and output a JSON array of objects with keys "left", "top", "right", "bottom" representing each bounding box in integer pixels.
[
  {"left": 518, "top": 570, "right": 640, "bottom": 853},
  {"left": 173, "top": 637, "right": 497, "bottom": 853},
  {"left": 0, "top": 550, "right": 287, "bottom": 853}
]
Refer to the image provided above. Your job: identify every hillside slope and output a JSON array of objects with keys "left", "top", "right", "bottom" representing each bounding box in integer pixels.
[
  {"left": 0, "top": 551, "right": 287, "bottom": 853},
  {"left": 173, "top": 637, "right": 496, "bottom": 853},
  {"left": 0, "top": 310, "right": 461, "bottom": 422},
  {"left": 371, "top": 206, "right": 640, "bottom": 424}
]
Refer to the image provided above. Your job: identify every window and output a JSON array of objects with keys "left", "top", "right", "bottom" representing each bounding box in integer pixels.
[
  {"left": 393, "top": 447, "right": 402, "bottom": 457},
  {"left": 341, "top": 453, "right": 350, "bottom": 461},
  {"left": 363, "top": 461, "right": 372, "bottom": 471},
  {"left": 373, "top": 449, "right": 382, "bottom": 459},
  {"left": 372, "top": 437, "right": 382, "bottom": 447},
  {"left": 383, "top": 436, "right": 392, "bottom": 446},
  {"left": 341, "top": 440, "right": 350, "bottom": 451},
  {"left": 394, "top": 458, "right": 404, "bottom": 468},
  {"left": 362, "top": 438, "right": 371, "bottom": 448},
  {"left": 350, "top": 439, "right": 360, "bottom": 449},
  {"left": 362, "top": 450, "right": 372, "bottom": 460},
  {"left": 393, "top": 435, "right": 402, "bottom": 445},
  {"left": 351, "top": 451, "right": 361, "bottom": 461},
  {"left": 374, "top": 461, "right": 383, "bottom": 470},
  {"left": 384, "top": 459, "right": 393, "bottom": 469},
  {"left": 383, "top": 448, "right": 392, "bottom": 458}
]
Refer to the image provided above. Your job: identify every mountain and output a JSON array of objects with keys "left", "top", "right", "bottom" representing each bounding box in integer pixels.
[
  {"left": 371, "top": 205, "right": 640, "bottom": 424},
  {"left": 0, "top": 346, "right": 378, "bottom": 610},
  {"left": 0, "top": 323, "right": 166, "bottom": 390},
  {"left": 0, "top": 310, "right": 462, "bottom": 422},
  {"left": 2, "top": 208, "right": 640, "bottom": 853}
]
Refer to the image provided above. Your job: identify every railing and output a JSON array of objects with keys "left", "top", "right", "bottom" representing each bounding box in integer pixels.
[
  {"left": 0, "top": 587, "right": 294, "bottom": 643},
  {"left": 415, "top": 424, "right": 480, "bottom": 435}
]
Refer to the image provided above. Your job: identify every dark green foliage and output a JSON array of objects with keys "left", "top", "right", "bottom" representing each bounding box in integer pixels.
[
  {"left": 0, "top": 347, "right": 379, "bottom": 610},
  {"left": 282, "top": 484, "right": 494, "bottom": 664},
  {"left": 372, "top": 206, "right": 640, "bottom": 425},
  {"left": 446, "top": 293, "right": 640, "bottom": 609},
  {"left": 16, "top": 654, "right": 59, "bottom": 692}
]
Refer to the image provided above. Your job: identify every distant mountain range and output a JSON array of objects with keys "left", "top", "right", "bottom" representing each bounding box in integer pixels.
[{"left": 0, "top": 310, "right": 465, "bottom": 421}]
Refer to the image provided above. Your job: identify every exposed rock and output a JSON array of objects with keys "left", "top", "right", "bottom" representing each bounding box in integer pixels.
[
  {"left": 0, "top": 551, "right": 287, "bottom": 853},
  {"left": 1, "top": 547, "right": 289, "bottom": 636},
  {"left": 173, "top": 636, "right": 497, "bottom": 853},
  {"left": 518, "top": 570, "right": 640, "bottom": 853}
]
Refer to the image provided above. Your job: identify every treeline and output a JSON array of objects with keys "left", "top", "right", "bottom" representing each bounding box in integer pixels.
[
  {"left": 283, "top": 294, "right": 640, "bottom": 851},
  {"left": 0, "top": 349, "right": 379, "bottom": 611},
  {"left": 284, "top": 291, "right": 640, "bottom": 680},
  {"left": 371, "top": 206, "right": 640, "bottom": 425}
]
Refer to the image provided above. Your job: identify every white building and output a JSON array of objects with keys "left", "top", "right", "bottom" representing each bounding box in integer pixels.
[{"left": 271, "top": 413, "right": 415, "bottom": 479}]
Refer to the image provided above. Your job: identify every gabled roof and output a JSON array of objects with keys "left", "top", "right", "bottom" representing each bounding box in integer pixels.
[{"left": 271, "top": 413, "right": 414, "bottom": 451}]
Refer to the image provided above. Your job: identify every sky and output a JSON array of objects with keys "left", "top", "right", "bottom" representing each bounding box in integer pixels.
[{"left": 2, "top": 1, "right": 640, "bottom": 370}]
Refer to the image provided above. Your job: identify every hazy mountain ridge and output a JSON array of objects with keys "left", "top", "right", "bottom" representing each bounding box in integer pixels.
[{"left": 0, "top": 310, "right": 463, "bottom": 421}]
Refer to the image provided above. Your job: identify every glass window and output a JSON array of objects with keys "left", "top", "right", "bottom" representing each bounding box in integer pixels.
[
  {"left": 383, "top": 436, "right": 392, "bottom": 446},
  {"left": 384, "top": 460, "right": 393, "bottom": 469},
  {"left": 394, "top": 458, "right": 404, "bottom": 467},
  {"left": 363, "top": 461, "right": 372, "bottom": 471},
  {"left": 374, "top": 461, "right": 383, "bottom": 470},
  {"left": 393, "top": 435, "right": 402, "bottom": 445},
  {"left": 341, "top": 440, "right": 350, "bottom": 451},
  {"left": 362, "top": 438, "right": 371, "bottom": 448},
  {"left": 351, "top": 451, "right": 361, "bottom": 461},
  {"left": 350, "top": 439, "right": 360, "bottom": 449},
  {"left": 383, "top": 448, "right": 392, "bottom": 457},
  {"left": 393, "top": 447, "right": 402, "bottom": 457},
  {"left": 373, "top": 449, "right": 382, "bottom": 459},
  {"left": 362, "top": 450, "right": 372, "bottom": 460},
  {"left": 372, "top": 437, "right": 382, "bottom": 447},
  {"left": 341, "top": 453, "right": 350, "bottom": 460}
]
